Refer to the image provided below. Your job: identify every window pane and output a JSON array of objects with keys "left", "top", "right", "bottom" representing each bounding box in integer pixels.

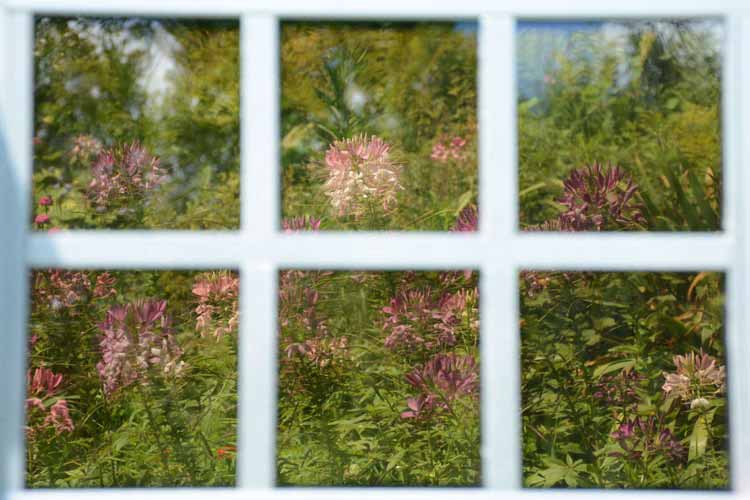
[
  {"left": 33, "top": 17, "right": 240, "bottom": 230},
  {"left": 277, "top": 270, "right": 480, "bottom": 485},
  {"left": 27, "top": 269, "right": 238, "bottom": 487},
  {"left": 281, "top": 22, "right": 478, "bottom": 231},
  {"left": 520, "top": 271, "right": 729, "bottom": 488},
  {"left": 517, "top": 20, "right": 722, "bottom": 231}
]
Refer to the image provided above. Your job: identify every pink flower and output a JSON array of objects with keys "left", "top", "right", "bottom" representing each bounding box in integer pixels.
[
  {"left": 383, "top": 287, "right": 479, "bottom": 352},
  {"left": 88, "top": 141, "right": 165, "bottom": 209},
  {"left": 431, "top": 135, "right": 468, "bottom": 162},
  {"left": 38, "top": 196, "right": 53, "bottom": 206},
  {"left": 282, "top": 216, "right": 322, "bottom": 232},
  {"left": 192, "top": 272, "right": 239, "bottom": 340},
  {"left": 69, "top": 134, "right": 102, "bottom": 164},
  {"left": 401, "top": 353, "right": 479, "bottom": 420},
  {"left": 323, "top": 134, "right": 403, "bottom": 218},
  {"left": 34, "top": 214, "right": 50, "bottom": 225},
  {"left": 452, "top": 205, "right": 478, "bottom": 232},
  {"left": 662, "top": 350, "right": 726, "bottom": 402},
  {"left": 33, "top": 270, "right": 92, "bottom": 309},
  {"left": 96, "top": 300, "right": 184, "bottom": 396},
  {"left": 44, "top": 399, "right": 74, "bottom": 434},
  {"left": 28, "top": 367, "right": 63, "bottom": 397}
]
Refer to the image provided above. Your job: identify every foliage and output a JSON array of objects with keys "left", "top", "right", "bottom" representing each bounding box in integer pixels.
[
  {"left": 518, "top": 20, "right": 722, "bottom": 231},
  {"left": 281, "top": 22, "right": 478, "bottom": 230},
  {"left": 27, "top": 270, "right": 238, "bottom": 486},
  {"left": 33, "top": 17, "right": 240, "bottom": 230},
  {"left": 521, "top": 270, "right": 728, "bottom": 488},
  {"left": 27, "top": 16, "right": 731, "bottom": 491},
  {"left": 277, "top": 270, "right": 480, "bottom": 486}
]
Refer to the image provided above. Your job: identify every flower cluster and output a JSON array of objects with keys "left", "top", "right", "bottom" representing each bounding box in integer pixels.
[
  {"left": 96, "top": 300, "right": 185, "bottom": 396},
  {"left": 323, "top": 134, "right": 403, "bottom": 218},
  {"left": 401, "top": 353, "right": 479, "bottom": 419},
  {"left": 193, "top": 272, "right": 239, "bottom": 340},
  {"left": 282, "top": 284, "right": 349, "bottom": 369},
  {"left": 282, "top": 216, "right": 322, "bottom": 232},
  {"left": 88, "top": 141, "right": 165, "bottom": 209},
  {"left": 452, "top": 205, "right": 478, "bottom": 232},
  {"left": 430, "top": 136, "right": 468, "bottom": 162},
  {"left": 69, "top": 134, "right": 103, "bottom": 164},
  {"left": 33, "top": 270, "right": 116, "bottom": 312},
  {"left": 662, "top": 350, "right": 726, "bottom": 404},
  {"left": 610, "top": 417, "right": 686, "bottom": 462},
  {"left": 593, "top": 370, "right": 645, "bottom": 410},
  {"left": 557, "top": 163, "right": 645, "bottom": 231},
  {"left": 26, "top": 368, "right": 74, "bottom": 436},
  {"left": 285, "top": 335, "right": 349, "bottom": 369},
  {"left": 382, "top": 287, "right": 479, "bottom": 352}
]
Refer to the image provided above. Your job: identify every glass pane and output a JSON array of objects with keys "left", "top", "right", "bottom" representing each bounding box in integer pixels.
[
  {"left": 277, "top": 270, "right": 480, "bottom": 485},
  {"left": 27, "top": 269, "right": 238, "bottom": 487},
  {"left": 33, "top": 17, "right": 240, "bottom": 230},
  {"left": 517, "top": 20, "right": 722, "bottom": 231},
  {"left": 281, "top": 22, "right": 478, "bottom": 231},
  {"left": 520, "top": 271, "right": 729, "bottom": 488}
]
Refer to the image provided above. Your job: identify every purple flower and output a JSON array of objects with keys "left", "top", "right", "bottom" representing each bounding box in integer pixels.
[
  {"left": 401, "top": 353, "right": 479, "bottom": 419},
  {"left": 452, "top": 205, "right": 478, "bottom": 232},
  {"left": 88, "top": 141, "right": 165, "bottom": 209},
  {"left": 610, "top": 416, "right": 686, "bottom": 462},
  {"left": 557, "top": 163, "right": 644, "bottom": 231},
  {"left": 593, "top": 370, "right": 644, "bottom": 410},
  {"left": 282, "top": 216, "right": 322, "bottom": 232},
  {"left": 382, "top": 287, "right": 478, "bottom": 352}
]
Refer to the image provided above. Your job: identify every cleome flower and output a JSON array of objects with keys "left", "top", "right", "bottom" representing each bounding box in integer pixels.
[
  {"left": 192, "top": 272, "right": 239, "bottom": 340},
  {"left": 282, "top": 216, "right": 322, "bottom": 232},
  {"left": 88, "top": 141, "right": 165, "bottom": 209},
  {"left": 96, "top": 299, "right": 185, "bottom": 396},
  {"left": 593, "top": 370, "right": 645, "bottom": 410},
  {"left": 28, "top": 367, "right": 63, "bottom": 397},
  {"left": 323, "top": 134, "right": 403, "bottom": 218},
  {"left": 401, "top": 353, "right": 479, "bottom": 420},
  {"left": 662, "top": 350, "right": 726, "bottom": 404},
  {"left": 383, "top": 287, "right": 479, "bottom": 352},
  {"left": 282, "top": 284, "right": 349, "bottom": 369},
  {"left": 44, "top": 400, "right": 74, "bottom": 434},
  {"left": 69, "top": 134, "right": 103, "bottom": 164},
  {"left": 610, "top": 416, "right": 686, "bottom": 462},
  {"left": 558, "top": 163, "right": 644, "bottom": 231},
  {"left": 452, "top": 205, "right": 478, "bottom": 232},
  {"left": 25, "top": 367, "right": 74, "bottom": 437},
  {"left": 431, "top": 136, "right": 468, "bottom": 163}
]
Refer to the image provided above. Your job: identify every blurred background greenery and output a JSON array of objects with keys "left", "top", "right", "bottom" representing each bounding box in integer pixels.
[
  {"left": 33, "top": 17, "right": 240, "bottom": 229},
  {"left": 517, "top": 20, "right": 722, "bottom": 231}
]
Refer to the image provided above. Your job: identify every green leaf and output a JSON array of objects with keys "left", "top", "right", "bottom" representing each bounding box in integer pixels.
[
  {"left": 592, "top": 359, "right": 635, "bottom": 379},
  {"left": 519, "top": 182, "right": 547, "bottom": 198},
  {"left": 688, "top": 415, "right": 710, "bottom": 461},
  {"left": 386, "top": 450, "right": 405, "bottom": 472}
]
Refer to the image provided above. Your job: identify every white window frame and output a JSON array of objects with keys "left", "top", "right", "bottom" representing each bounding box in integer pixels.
[{"left": 0, "top": 0, "right": 748, "bottom": 499}]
